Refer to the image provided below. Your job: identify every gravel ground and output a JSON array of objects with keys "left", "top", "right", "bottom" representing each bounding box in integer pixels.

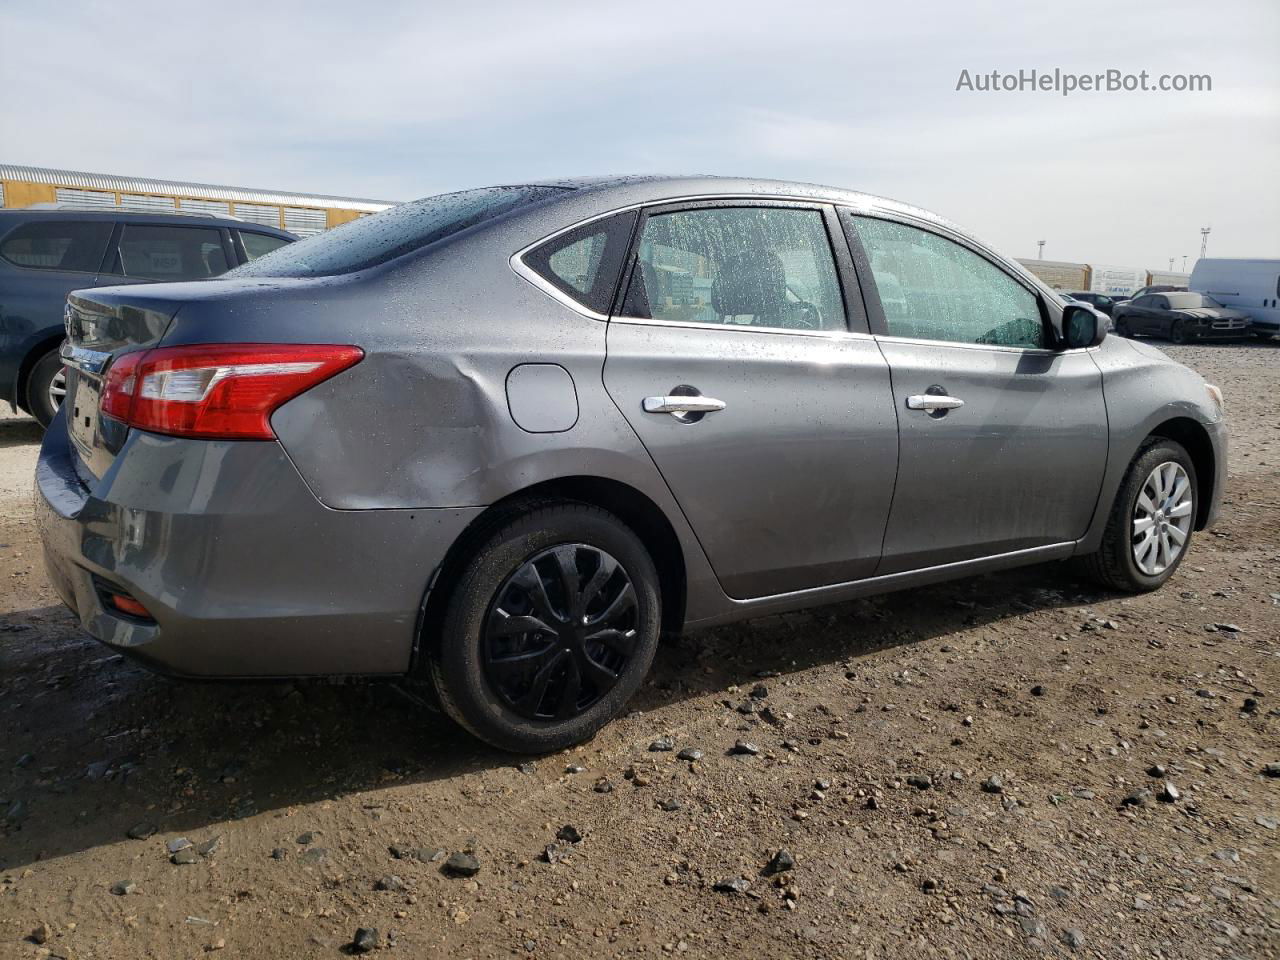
[{"left": 0, "top": 341, "right": 1276, "bottom": 959}]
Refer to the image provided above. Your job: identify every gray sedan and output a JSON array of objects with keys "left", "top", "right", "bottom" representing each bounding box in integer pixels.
[{"left": 37, "top": 176, "right": 1226, "bottom": 752}]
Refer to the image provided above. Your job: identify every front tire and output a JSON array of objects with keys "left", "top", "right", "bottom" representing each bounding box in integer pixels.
[
  {"left": 1169, "top": 319, "right": 1191, "bottom": 344},
  {"left": 1114, "top": 317, "right": 1131, "bottom": 338},
  {"left": 430, "top": 502, "right": 662, "bottom": 753},
  {"left": 24, "top": 347, "right": 67, "bottom": 428},
  {"left": 1078, "top": 439, "right": 1197, "bottom": 592}
]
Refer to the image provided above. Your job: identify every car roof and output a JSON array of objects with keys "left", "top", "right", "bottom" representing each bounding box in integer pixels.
[{"left": 0, "top": 207, "right": 295, "bottom": 238}]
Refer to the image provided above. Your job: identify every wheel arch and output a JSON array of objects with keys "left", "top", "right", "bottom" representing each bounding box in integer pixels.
[
  {"left": 15, "top": 332, "right": 65, "bottom": 412},
  {"left": 413, "top": 475, "right": 689, "bottom": 673},
  {"left": 1146, "top": 416, "right": 1216, "bottom": 529}
]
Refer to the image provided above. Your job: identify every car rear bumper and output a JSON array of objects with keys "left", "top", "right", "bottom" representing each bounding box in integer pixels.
[{"left": 36, "top": 411, "right": 483, "bottom": 678}]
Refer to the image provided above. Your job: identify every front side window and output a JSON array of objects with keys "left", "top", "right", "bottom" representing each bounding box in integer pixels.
[
  {"left": 852, "top": 216, "right": 1044, "bottom": 348},
  {"left": 0, "top": 220, "right": 112, "bottom": 273},
  {"left": 621, "top": 206, "right": 846, "bottom": 332},
  {"left": 112, "top": 224, "right": 227, "bottom": 280}
]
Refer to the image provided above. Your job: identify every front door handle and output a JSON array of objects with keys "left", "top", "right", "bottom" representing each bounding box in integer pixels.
[
  {"left": 643, "top": 395, "right": 727, "bottom": 415},
  {"left": 906, "top": 394, "right": 964, "bottom": 412}
]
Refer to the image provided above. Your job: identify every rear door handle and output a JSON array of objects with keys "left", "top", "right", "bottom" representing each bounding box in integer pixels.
[
  {"left": 643, "top": 396, "right": 727, "bottom": 415},
  {"left": 906, "top": 394, "right": 964, "bottom": 411}
]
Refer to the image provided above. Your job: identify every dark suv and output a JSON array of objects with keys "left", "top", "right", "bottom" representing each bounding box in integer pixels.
[{"left": 1, "top": 209, "right": 295, "bottom": 425}]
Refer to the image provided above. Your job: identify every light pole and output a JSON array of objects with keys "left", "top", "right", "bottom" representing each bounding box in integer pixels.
[
  {"left": 1168, "top": 258, "right": 1175, "bottom": 271},
  {"left": 1182, "top": 255, "right": 1188, "bottom": 272},
  {"left": 1199, "top": 227, "right": 1210, "bottom": 260},
  {"left": 1037, "top": 240, "right": 1045, "bottom": 259}
]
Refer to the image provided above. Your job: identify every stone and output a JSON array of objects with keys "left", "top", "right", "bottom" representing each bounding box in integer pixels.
[
  {"left": 658, "top": 799, "right": 682, "bottom": 812},
  {"left": 171, "top": 848, "right": 199, "bottom": 865},
  {"left": 126, "top": 822, "right": 157, "bottom": 840},
  {"left": 299, "top": 847, "right": 329, "bottom": 864},
  {"left": 1157, "top": 782, "right": 1181, "bottom": 803},
  {"left": 1121, "top": 788, "right": 1152, "bottom": 807},
  {"left": 649, "top": 737, "right": 675, "bottom": 752},
  {"left": 981, "top": 776, "right": 1004, "bottom": 794},
  {"left": 375, "top": 874, "right": 406, "bottom": 891},
  {"left": 351, "top": 928, "right": 378, "bottom": 953},
  {"left": 713, "top": 877, "right": 750, "bottom": 894},
  {"left": 1030, "top": 685, "right": 1046, "bottom": 696},
  {"left": 296, "top": 831, "right": 315, "bottom": 845},
  {"left": 196, "top": 836, "right": 221, "bottom": 857},
  {"left": 166, "top": 837, "right": 192, "bottom": 854},
  {"left": 731, "top": 740, "right": 760, "bottom": 756},
  {"left": 1146, "top": 764, "right": 1167, "bottom": 777},
  {"left": 1263, "top": 763, "right": 1280, "bottom": 778},
  {"left": 763, "top": 849, "right": 795, "bottom": 875},
  {"left": 564, "top": 764, "right": 586, "bottom": 774},
  {"left": 556, "top": 825, "right": 583, "bottom": 844},
  {"left": 1062, "top": 928, "right": 1085, "bottom": 949},
  {"left": 906, "top": 775, "right": 932, "bottom": 790},
  {"left": 443, "top": 852, "right": 480, "bottom": 877},
  {"left": 676, "top": 748, "right": 703, "bottom": 762},
  {"left": 270, "top": 848, "right": 288, "bottom": 860},
  {"left": 110, "top": 880, "right": 136, "bottom": 896},
  {"left": 30, "top": 922, "right": 51, "bottom": 945}
]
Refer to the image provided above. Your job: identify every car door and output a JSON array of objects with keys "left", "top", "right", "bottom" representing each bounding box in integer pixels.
[
  {"left": 602, "top": 201, "right": 899, "bottom": 599},
  {"left": 1131, "top": 295, "right": 1163, "bottom": 334},
  {"left": 844, "top": 212, "right": 1108, "bottom": 574}
]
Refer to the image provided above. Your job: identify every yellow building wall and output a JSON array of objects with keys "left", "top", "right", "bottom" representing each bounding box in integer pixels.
[
  {"left": 327, "top": 208, "right": 363, "bottom": 228},
  {"left": 1, "top": 181, "right": 57, "bottom": 208}
]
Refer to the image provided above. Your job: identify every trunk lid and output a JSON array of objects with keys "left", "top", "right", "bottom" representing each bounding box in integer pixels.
[{"left": 61, "top": 286, "right": 188, "bottom": 479}]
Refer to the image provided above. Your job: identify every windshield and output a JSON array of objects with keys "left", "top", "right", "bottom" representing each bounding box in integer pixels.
[
  {"left": 227, "top": 185, "right": 569, "bottom": 278},
  {"left": 1165, "top": 293, "right": 1218, "bottom": 309}
]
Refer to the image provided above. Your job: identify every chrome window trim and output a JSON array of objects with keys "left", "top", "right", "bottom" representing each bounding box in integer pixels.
[
  {"left": 510, "top": 192, "right": 872, "bottom": 322},
  {"left": 610, "top": 315, "right": 874, "bottom": 341}
]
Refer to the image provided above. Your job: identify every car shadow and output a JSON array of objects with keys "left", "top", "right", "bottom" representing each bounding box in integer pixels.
[
  {"left": 0, "top": 415, "right": 42, "bottom": 448},
  {"left": 0, "top": 563, "right": 1110, "bottom": 869}
]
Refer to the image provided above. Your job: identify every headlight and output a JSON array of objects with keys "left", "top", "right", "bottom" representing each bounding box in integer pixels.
[{"left": 1204, "top": 383, "right": 1225, "bottom": 417}]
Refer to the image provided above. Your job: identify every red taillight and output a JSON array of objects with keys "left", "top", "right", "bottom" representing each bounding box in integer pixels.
[{"left": 100, "top": 344, "right": 364, "bottom": 440}]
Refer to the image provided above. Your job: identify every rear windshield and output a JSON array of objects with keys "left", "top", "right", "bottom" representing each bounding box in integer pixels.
[
  {"left": 227, "top": 185, "right": 569, "bottom": 278},
  {"left": 1164, "top": 292, "right": 1216, "bottom": 309}
]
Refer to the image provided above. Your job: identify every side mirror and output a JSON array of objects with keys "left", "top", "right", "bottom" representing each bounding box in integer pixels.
[{"left": 1062, "top": 304, "right": 1106, "bottom": 349}]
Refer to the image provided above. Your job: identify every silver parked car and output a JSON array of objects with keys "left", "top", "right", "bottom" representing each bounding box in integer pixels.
[{"left": 37, "top": 176, "right": 1226, "bottom": 752}]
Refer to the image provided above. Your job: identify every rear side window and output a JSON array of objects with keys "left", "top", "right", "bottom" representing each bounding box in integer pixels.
[
  {"left": 229, "top": 185, "right": 570, "bottom": 278},
  {"left": 240, "top": 231, "right": 290, "bottom": 261},
  {"left": 0, "top": 220, "right": 112, "bottom": 272},
  {"left": 852, "top": 216, "right": 1044, "bottom": 348},
  {"left": 620, "top": 206, "right": 846, "bottom": 331},
  {"left": 111, "top": 224, "right": 228, "bottom": 280},
  {"left": 522, "top": 211, "right": 637, "bottom": 315}
]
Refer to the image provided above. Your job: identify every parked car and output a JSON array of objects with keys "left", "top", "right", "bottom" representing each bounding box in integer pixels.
[
  {"left": 1125, "top": 283, "right": 1187, "bottom": 302},
  {"left": 1064, "top": 291, "right": 1120, "bottom": 316},
  {"left": 1190, "top": 257, "right": 1280, "bottom": 338},
  {"left": 0, "top": 209, "right": 295, "bottom": 425},
  {"left": 37, "top": 176, "right": 1226, "bottom": 753},
  {"left": 1112, "top": 291, "right": 1252, "bottom": 342}
]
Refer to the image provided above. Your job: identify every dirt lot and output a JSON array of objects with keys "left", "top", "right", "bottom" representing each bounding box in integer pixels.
[{"left": 0, "top": 342, "right": 1276, "bottom": 960}]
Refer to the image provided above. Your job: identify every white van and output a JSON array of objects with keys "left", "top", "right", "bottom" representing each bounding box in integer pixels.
[{"left": 1189, "top": 258, "right": 1280, "bottom": 336}]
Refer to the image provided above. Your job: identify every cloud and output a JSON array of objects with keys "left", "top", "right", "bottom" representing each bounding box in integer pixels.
[{"left": 1, "top": 0, "right": 1276, "bottom": 264}]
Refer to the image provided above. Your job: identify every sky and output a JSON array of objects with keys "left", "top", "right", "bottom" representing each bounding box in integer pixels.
[{"left": 2, "top": 0, "right": 1276, "bottom": 269}]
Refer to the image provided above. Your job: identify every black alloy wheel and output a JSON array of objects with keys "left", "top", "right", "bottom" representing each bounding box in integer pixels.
[{"left": 482, "top": 544, "right": 638, "bottom": 721}]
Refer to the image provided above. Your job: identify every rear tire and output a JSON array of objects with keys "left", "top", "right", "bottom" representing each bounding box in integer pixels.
[
  {"left": 429, "top": 502, "right": 661, "bottom": 753},
  {"left": 1077, "top": 439, "right": 1197, "bottom": 593},
  {"left": 1169, "top": 319, "right": 1190, "bottom": 344},
  {"left": 24, "top": 347, "right": 66, "bottom": 428}
]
